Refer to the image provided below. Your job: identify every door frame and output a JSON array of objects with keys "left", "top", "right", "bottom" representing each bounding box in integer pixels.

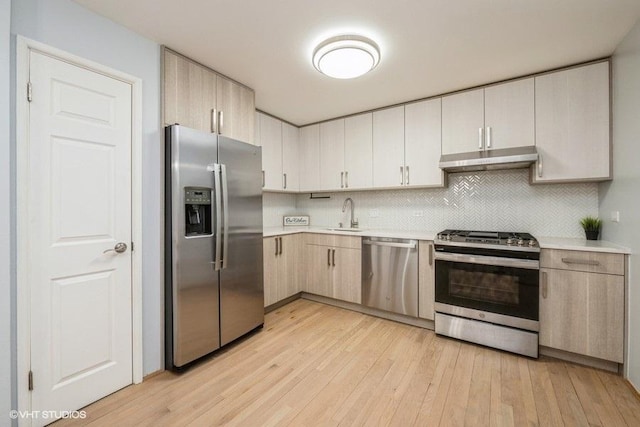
[{"left": 15, "top": 36, "right": 144, "bottom": 420}]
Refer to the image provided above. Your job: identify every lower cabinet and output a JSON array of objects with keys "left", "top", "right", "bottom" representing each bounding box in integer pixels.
[
  {"left": 539, "top": 250, "right": 625, "bottom": 363},
  {"left": 304, "top": 235, "right": 361, "bottom": 304},
  {"left": 263, "top": 234, "right": 301, "bottom": 307},
  {"left": 418, "top": 241, "right": 435, "bottom": 321}
]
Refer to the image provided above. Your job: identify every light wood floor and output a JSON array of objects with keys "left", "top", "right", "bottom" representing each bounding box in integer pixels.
[{"left": 55, "top": 299, "right": 640, "bottom": 427}]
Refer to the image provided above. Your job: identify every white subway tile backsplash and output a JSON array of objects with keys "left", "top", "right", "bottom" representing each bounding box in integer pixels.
[{"left": 263, "top": 169, "right": 599, "bottom": 238}]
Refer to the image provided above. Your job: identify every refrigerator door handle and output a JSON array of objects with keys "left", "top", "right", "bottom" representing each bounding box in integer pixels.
[
  {"left": 221, "top": 163, "right": 229, "bottom": 269},
  {"left": 213, "top": 163, "right": 223, "bottom": 271}
]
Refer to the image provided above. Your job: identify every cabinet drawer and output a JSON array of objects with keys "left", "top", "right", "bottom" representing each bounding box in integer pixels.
[
  {"left": 540, "top": 249, "right": 624, "bottom": 275},
  {"left": 305, "top": 233, "right": 361, "bottom": 249}
]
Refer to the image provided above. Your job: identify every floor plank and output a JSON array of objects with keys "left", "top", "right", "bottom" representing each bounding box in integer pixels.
[{"left": 53, "top": 299, "right": 640, "bottom": 427}]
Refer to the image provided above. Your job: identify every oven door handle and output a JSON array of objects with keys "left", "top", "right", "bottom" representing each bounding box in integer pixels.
[{"left": 434, "top": 252, "right": 540, "bottom": 270}]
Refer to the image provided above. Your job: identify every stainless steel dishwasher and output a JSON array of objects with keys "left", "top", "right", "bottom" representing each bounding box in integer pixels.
[{"left": 362, "top": 237, "right": 418, "bottom": 317}]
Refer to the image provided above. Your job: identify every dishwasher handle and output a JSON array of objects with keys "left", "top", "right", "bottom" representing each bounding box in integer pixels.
[{"left": 362, "top": 239, "right": 416, "bottom": 249}]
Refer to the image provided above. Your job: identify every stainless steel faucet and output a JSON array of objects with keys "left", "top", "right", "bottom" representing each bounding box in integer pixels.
[{"left": 342, "top": 198, "right": 358, "bottom": 228}]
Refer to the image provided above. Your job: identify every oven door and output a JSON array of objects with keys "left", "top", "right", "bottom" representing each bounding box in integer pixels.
[{"left": 435, "top": 252, "right": 539, "bottom": 322}]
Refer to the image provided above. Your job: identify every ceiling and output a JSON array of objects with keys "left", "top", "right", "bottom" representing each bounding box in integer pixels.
[{"left": 75, "top": 0, "right": 640, "bottom": 126}]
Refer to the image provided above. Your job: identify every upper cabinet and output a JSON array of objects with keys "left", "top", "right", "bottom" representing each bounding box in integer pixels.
[
  {"left": 373, "top": 106, "right": 405, "bottom": 188},
  {"left": 319, "top": 119, "right": 345, "bottom": 191},
  {"left": 405, "top": 99, "right": 445, "bottom": 187},
  {"left": 256, "top": 112, "right": 299, "bottom": 192},
  {"left": 442, "top": 78, "right": 534, "bottom": 155},
  {"left": 532, "top": 62, "right": 610, "bottom": 183},
  {"left": 299, "top": 125, "right": 320, "bottom": 192},
  {"left": 162, "top": 47, "right": 255, "bottom": 144},
  {"left": 344, "top": 113, "right": 373, "bottom": 189}
]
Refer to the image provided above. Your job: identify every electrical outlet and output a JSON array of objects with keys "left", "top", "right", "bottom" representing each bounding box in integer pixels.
[
  {"left": 369, "top": 209, "right": 379, "bottom": 218},
  {"left": 611, "top": 211, "right": 620, "bottom": 222},
  {"left": 413, "top": 210, "right": 424, "bottom": 217}
]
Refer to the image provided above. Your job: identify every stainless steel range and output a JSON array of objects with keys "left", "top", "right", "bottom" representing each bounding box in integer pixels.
[{"left": 434, "top": 230, "right": 540, "bottom": 357}]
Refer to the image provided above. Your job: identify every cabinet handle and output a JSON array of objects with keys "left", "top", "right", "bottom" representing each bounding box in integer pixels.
[
  {"left": 340, "top": 172, "right": 344, "bottom": 188},
  {"left": 332, "top": 249, "right": 336, "bottom": 267},
  {"left": 561, "top": 257, "right": 600, "bottom": 266},
  {"left": 345, "top": 171, "right": 349, "bottom": 188},
  {"left": 542, "top": 271, "right": 548, "bottom": 299},
  {"left": 400, "top": 166, "right": 404, "bottom": 185},
  {"left": 486, "top": 126, "right": 492, "bottom": 149},
  {"left": 405, "top": 166, "right": 410, "bottom": 186},
  {"left": 327, "top": 248, "right": 331, "bottom": 266},
  {"left": 429, "top": 244, "right": 433, "bottom": 266},
  {"left": 275, "top": 238, "right": 279, "bottom": 256},
  {"left": 262, "top": 171, "right": 265, "bottom": 188},
  {"left": 279, "top": 237, "right": 283, "bottom": 255},
  {"left": 478, "top": 127, "right": 484, "bottom": 150},
  {"left": 537, "top": 154, "right": 543, "bottom": 178},
  {"left": 211, "top": 109, "right": 217, "bottom": 134},
  {"left": 218, "top": 110, "right": 224, "bottom": 134},
  {"left": 283, "top": 173, "right": 287, "bottom": 189}
]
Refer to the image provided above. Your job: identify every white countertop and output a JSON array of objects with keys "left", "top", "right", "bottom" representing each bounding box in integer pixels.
[{"left": 263, "top": 226, "right": 630, "bottom": 254}]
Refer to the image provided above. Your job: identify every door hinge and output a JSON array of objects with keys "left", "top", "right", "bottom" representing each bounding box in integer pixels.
[
  {"left": 27, "top": 82, "right": 33, "bottom": 102},
  {"left": 131, "top": 241, "right": 134, "bottom": 252},
  {"left": 28, "top": 370, "right": 33, "bottom": 391}
]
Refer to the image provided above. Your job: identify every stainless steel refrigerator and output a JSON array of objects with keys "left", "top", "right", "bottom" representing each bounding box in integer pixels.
[{"left": 165, "top": 125, "right": 264, "bottom": 370}]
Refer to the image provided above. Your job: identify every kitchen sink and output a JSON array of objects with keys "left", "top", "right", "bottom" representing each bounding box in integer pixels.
[{"left": 326, "top": 227, "right": 364, "bottom": 232}]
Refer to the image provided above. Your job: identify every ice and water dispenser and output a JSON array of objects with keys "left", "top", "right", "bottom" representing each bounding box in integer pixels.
[{"left": 184, "top": 187, "right": 212, "bottom": 236}]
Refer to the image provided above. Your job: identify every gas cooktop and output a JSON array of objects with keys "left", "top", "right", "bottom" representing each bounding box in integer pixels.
[{"left": 436, "top": 229, "right": 539, "bottom": 250}]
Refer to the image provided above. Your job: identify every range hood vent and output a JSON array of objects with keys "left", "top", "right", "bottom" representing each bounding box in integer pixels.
[{"left": 439, "top": 146, "right": 538, "bottom": 173}]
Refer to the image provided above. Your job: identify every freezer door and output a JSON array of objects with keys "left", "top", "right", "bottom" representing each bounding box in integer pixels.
[
  {"left": 218, "top": 136, "right": 264, "bottom": 346},
  {"left": 166, "top": 125, "right": 221, "bottom": 368}
]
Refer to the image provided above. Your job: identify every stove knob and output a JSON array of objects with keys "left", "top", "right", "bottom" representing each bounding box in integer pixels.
[
  {"left": 528, "top": 240, "right": 537, "bottom": 247},
  {"left": 437, "top": 233, "right": 443, "bottom": 240},
  {"left": 507, "top": 238, "right": 515, "bottom": 245},
  {"left": 447, "top": 234, "right": 452, "bottom": 241},
  {"left": 517, "top": 239, "right": 525, "bottom": 246}
]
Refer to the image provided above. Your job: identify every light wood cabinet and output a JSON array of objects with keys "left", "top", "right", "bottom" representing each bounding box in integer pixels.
[
  {"left": 405, "top": 99, "right": 444, "bottom": 187},
  {"left": 533, "top": 62, "right": 610, "bottom": 183},
  {"left": 304, "top": 235, "right": 361, "bottom": 304},
  {"left": 263, "top": 235, "right": 301, "bottom": 307},
  {"left": 344, "top": 113, "right": 373, "bottom": 189},
  {"left": 282, "top": 123, "right": 300, "bottom": 192},
  {"left": 319, "top": 119, "right": 345, "bottom": 191},
  {"left": 539, "top": 248, "right": 625, "bottom": 363},
  {"left": 163, "top": 48, "right": 255, "bottom": 144},
  {"left": 299, "top": 125, "right": 320, "bottom": 192},
  {"left": 442, "top": 78, "right": 534, "bottom": 155},
  {"left": 372, "top": 106, "right": 405, "bottom": 188},
  {"left": 418, "top": 241, "right": 435, "bottom": 320}
]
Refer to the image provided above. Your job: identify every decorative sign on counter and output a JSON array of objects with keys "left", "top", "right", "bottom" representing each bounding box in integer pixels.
[{"left": 283, "top": 215, "right": 310, "bottom": 226}]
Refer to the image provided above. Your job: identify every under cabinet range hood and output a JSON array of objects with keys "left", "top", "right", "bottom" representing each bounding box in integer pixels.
[{"left": 439, "top": 146, "right": 539, "bottom": 172}]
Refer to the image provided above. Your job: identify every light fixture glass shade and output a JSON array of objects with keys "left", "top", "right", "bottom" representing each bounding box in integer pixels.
[{"left": 313, "top": 35, "right": 380, "bottom": 79}]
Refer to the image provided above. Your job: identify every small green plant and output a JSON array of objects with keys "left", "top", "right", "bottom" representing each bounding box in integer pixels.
[{"left": 580, "top": 216, "right": 602, "bottom": 232}]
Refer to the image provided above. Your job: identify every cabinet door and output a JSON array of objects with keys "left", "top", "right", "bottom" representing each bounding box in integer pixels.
[
  {"left": 533, "top": 62, "right": 610, "bottom": 182},
  {"left": 442, "top": 88, "right": 484, "bottom": 155},
  {"left": 163, "top": 49, "right": 216, "bottom": 132},
  {"left": 319, "top": 119, "right": 345, "bottom": 191},
  {"left": 216, "top": 76, "right": 256, "bottom": 144},
  {"left": 282, "top": 123, "right": 300, "bottom": 192},
  {"left": 331, "top": 248, "right": 362, "bottom": 304},
  {"left": 405, "top": 99, "right": 444, "bottom": 187},
  {"left": 305, "top": 245, "right": 332, "bottom": 298},
  {"left": 279, "top": 235, "right": 301, "bottom": 299},
  {"left": 263, "top": 237, "right": 280, "bottom": 307},
  {"left": 484, "top": 78, "right": 534, "bottom": 150},
  {"left": 344, "top": 113, "right": 373, "bottom": 189},
  {"left": 372, "top": 106, "right": 405, "bottom": 188},
  {"left": 418, "top": 241, "right": 435, "bottom": 320},
  {"left": 259, "top": 113, "right": 283, "bottom": 191},
  {"left": 299, "top": 125, "right": 320, "bottom": 192},
  {"left": 539, "top": 268, "right": 623, "bottom": 362}
]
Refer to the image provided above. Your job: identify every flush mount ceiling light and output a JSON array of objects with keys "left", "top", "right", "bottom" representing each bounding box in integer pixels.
[{"left": 312, "top": 35, "right": 380, "bottom": 79}]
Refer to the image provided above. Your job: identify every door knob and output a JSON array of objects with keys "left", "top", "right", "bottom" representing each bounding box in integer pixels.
[{"left": 104, "top": 242, "right": 128, "bottom": 254}]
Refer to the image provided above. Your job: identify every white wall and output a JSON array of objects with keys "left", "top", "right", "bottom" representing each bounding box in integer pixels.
[
  {"left": 1, "top": 0, "right": 12, "bottom": 422},
  {"left": 599, "top": 18, "right": 640, "bottom": 388},
  {"left": 9, "top": 0, "right": 163, "bottom": 391}
]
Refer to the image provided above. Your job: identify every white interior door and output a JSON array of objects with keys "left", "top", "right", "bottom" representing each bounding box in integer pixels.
[{"left": 28, "top": 50, "right": 133, "bottom": 424}]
